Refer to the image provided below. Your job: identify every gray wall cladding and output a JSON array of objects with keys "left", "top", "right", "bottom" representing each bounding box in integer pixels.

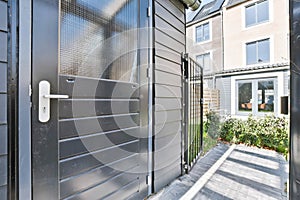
[
  {"left": 0, "top": 0, "right": 7, "bottom": 199},
  {"left": 153, "top": 0, "right": 185, "bottom": 192},
  {"left": 216, "top": 77, "right": 231, "bottom": 115}
]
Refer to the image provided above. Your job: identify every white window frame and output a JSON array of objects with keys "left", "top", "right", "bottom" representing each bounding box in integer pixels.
[
  {"left": 235, "top": 78, "right": 277, "bottom": 116},
  {"left": 244, "top": 0, "right": 269, "bottom": 28},
  {"left": 245, "top": 38, "right": 270, "bottom": 66},
  {"left": 230, "top": 72, "right": 284, "bottom": 116},
  {"left": 195, "top": 22, "right": 210, "bottom": 43},
  {"left": 196, "top": 52, "right": 212, "bottom": 73}
]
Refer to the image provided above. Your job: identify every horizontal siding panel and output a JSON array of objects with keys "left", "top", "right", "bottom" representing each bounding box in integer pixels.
[
  {"left": 59, "top": 99, "right": 139, "bottom": 119},
  {"left": 155, "top": 56, "right": 182, "bottom": 76},
  {"left": 155, "top": 84, "right": 182, "bottom": 98},
  {"left": 155, "top": 43, "right": 182, "bottom": 65},
  {"left": 155, "top": 45, "right": 182, "bottom": 65},
  {"left": 154, "top": 163, "right": 181, "bottom": 192},
  {"left": 154, "top": 160, "right": 181, "bottom": 180},
  {"left": 0, "top": 63, "right": 7, "bottom": 93},
  {"left": 60, "top": 141, "right": 139, "bottom": 179},
  {"left": 0, "top": 155, "right": 7, "bottom": 186},
  {"left": 155, "top": 121, "right": 181, "bottom": 139},
  {"left": 0, "top": 126, "right": 7, "bottom": 155},
  {"left": 155, "top": 16, "right": 185, "bottom": 43},
  {"left": 104, "top": 178, "right": 139, "bottom": 200},
  {"left": 155, "top": 70, "right": 182, "bottom": 87},
  {"left": 154, "top": 1, "right": 184, "bottom": 34},
  {"left": 60, "top": 128, "right": 138, "bottom": 159},
  {"left": 170, "top": 0, "right": 185, "bottom": 13},
  {"left": 154, "top": 141, "right": 181, "bottom": 169},
  {"left": 0, "top": 32, "right": 7, "bottom": 62},
  {"left": 155, "top": 131, "right": 181, "bottom": 150},
  {"left": 216, "top": 77, "right": 231, "bottom": 114},
  {"left": 59, "top": 114, "right": 139, "bottom": 139},
  {"left": 60, "top": 154, "right": 139, "bottom": 199},
  {"left": 0, "top": 94, "right": 7, "bottom": 124},
  {"left": 0, "top": 185, "right": 7, "bottom": 200},
  {"left": 155, "top": 98, "right": 181, "bottom": 111},
  {"left": 155, "top": 109, "right": 181, "bottom": 125},
  {"left": 155, "top": 0, "right": 184, "bottom": 22},
  {"left": 67, "top": 173, "right": 139, "bottom": 200},
  {"left": 155, "top": 29, "right": 185, "bottom": 54},
  {"left": 0, "top": 1, "right": 7, "bottom": 32},
  {"left": 59, "top": 75, "right": 139, "bottom": 99}
]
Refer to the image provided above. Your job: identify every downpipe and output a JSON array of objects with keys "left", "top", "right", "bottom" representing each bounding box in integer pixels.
[{"left": 181, "top": 0, "right": 201, "bottom": 11}]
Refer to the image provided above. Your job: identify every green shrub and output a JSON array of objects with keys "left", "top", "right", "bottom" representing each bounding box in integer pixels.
[
  {"left": 219, "top": 115, "right": 289, "bottom": 157},
  {"left": 205, "top": 111, "right": 221, "bottom": 139}
]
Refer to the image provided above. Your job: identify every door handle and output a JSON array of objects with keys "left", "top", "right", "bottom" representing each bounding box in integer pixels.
[{"left": 39, "top": 80, "right": 69, "bottom": 123}]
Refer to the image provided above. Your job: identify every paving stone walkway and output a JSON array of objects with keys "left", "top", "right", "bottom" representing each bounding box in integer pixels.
[{"left": 149, "top": 143, "right": 288, "bottom": 200}]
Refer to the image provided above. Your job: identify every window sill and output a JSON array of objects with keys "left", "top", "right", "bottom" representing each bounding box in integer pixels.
[{"left": 243, "top": 20, "right": 270, "bottom": 30}]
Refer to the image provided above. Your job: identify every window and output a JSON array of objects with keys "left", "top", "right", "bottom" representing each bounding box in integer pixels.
[
  {"left": 246, "top": 39, "right": 270, "bottom": 65},
  {"left": 196, "top": 23, "right": 209, "bottom": 43},
  {"left": 245, "top": 0, "right": 269, "bottom": 27},
  {"left": 237, "top": 78, "right": 276, "bottom": 115},
  {"left": 196, "top": 53, "right": 211, "bottom": 72}
]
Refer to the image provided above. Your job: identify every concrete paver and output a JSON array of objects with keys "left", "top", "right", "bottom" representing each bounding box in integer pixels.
[
  {"left": 149, "top": 143, "right": 288, "bottom": 200},
  {"left": 193, "top": 145, "right": 288, "bottom": 200}
]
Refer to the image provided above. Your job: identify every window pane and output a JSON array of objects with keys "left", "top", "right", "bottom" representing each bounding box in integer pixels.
[
  {"left": 196, "top": 26, "right": 203, "bottom": 42},
  {"left": 257, "top": 39, "right": 270, "bottom": 63},
  {"left": 203, "top": 23, "right": 209, "bottom": 40},
  {"left": 246, "top": 5, "right": 256, "bottom": 26},
  {"left": 246, "top": 42, "right": 257, "bottom": 65},
  {"left": 258, "top": 80, "right": 274, "bottom": 112},
  {"left": 257, "top": 0, "right": 269, "bottom": 23},
  {"left": 203, "top": 53, "right": 210, "bottom": 72},
  {"left": 196, "top": 55, "right": 203, "bottom": 67},
  {"left": 238, "top": 82, "right": 252, "bottom": 112}
]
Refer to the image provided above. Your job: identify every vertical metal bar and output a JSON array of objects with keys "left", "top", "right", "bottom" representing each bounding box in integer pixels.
[
  {"left": 147, "top": 0, "right": 153, "bottom": 195},
  {"left": 184, "top": 54, "right": 189, "bottom": 173},
  {"left": 7, "top": 0, "right": 19, "bottom": 199},
  {"left": 193, "top": 60, "right": 196, "bottom": 162},
  {"left": 200, "top": 66, "right": 203, "bottom": 153},
  {"left": 19, "top": 0, "right": 32, "bottom": 198}
]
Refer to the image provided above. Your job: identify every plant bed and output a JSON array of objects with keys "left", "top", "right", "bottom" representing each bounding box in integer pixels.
[{"left": 219, "top": 115, "right": 289, "bottom": 158}]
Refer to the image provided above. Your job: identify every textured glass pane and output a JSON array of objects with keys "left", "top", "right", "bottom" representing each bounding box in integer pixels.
[
  {"left": 246, "top": 42, "right": 257, "bottom": 65},
  {"left": 258, "top": 80, "right": 274, "bottom": 112},
  {"left": 203, "top": 23, "right": 209, "bottom": 40},
  {"left": 258, "top": 39, "right": 270, "bottom": 63},
  {"left": 257, "top": 0, "right": 269, "bottom": 23},
  {"left": 60, "top": 0, "right": 138, "bottom": 82},
  {"left": 246, "top": 5, "right": 256, "bottom": 26},
  {"left": 238, "top": 82, "right": 252, "bottom": 112}
]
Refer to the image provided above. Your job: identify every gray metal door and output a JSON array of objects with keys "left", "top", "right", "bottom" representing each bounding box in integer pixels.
[{"left": 31, "top": 0, "right": 149, "bottom": 199}]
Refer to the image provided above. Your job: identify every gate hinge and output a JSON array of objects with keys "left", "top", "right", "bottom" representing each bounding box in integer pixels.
[
  {"left": 147, "top": 67, "right": 151, "bottom": 78},
  {"left": 29, "top": 84, "right": 32, "bottom": 96},
  {"left": 147, "top": 7, "right": 151, "bottom": 17},
  {"left": 146, "top": 175, "right": 152, "bottom": 185}
]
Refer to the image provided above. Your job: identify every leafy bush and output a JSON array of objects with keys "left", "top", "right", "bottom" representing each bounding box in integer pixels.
[{"left": 219, "top": 115, "right": 289, "bottom": 157}]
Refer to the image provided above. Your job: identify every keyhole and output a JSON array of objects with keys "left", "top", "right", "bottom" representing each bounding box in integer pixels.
[{"left": 43, "top": 107, "right": 46, "bottom": 113}]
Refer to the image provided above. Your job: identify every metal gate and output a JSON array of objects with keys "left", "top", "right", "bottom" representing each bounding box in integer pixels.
[{"left": 182, "top": 53, "right": 203, "bottom": 172}]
